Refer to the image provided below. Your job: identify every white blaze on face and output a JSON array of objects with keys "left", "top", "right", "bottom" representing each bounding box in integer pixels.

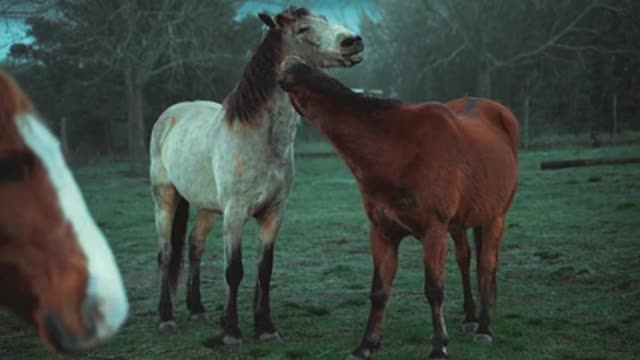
[{"left": 16, "top": 114, "right": 128, "bottom": 340}]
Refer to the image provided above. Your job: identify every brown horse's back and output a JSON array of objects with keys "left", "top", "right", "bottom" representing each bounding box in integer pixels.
[{"left": 447, "top": 97, "right": 520, "bottom": 156}]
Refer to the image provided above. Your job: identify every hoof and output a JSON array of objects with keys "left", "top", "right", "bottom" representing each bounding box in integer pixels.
[
  {"left": 346, "top": 354, "right": 368, "bottom": 360},
  {"left": 473, "top": 333, "right": 493, "bottom": 345},
  {"left": 258, "top": 331, "right": 281, "bottom": 342},
  {"left": 158, "top": 320, "right": 177, "bottom": 332},
  {"left": 348, "top": 349, "right": 373, "bottom": 360},
  {"left": 462, "top": 322, "right": 479, "bottom": 333},
  {"left": 190, "top": 312, "right": 208, "bottom": 322},
  {"left": 222, "top": 335, "right": 243, "bottom": 345},
  {"left": 427, "top": 347, "right": 449, "bottom": 359}
]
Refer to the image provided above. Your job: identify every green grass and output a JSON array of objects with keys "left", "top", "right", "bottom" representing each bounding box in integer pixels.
[{"left": 1, "top": 145, "right": 639, "bottom": 359}]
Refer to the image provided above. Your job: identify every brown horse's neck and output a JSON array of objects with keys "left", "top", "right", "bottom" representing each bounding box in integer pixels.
[{"left": 305, "top": 94, "right": 403, "bottom": 179}]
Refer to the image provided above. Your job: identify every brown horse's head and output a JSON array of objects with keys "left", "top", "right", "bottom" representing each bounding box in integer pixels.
[
  {"left": 0, "top": 71, "right": 128, "bottom": 352},
  {"left": 259, "top": 6, "right": 364, "bottom": 68},
  {"left": 278, "top": 56, "right": 345, "bottom": 117}
]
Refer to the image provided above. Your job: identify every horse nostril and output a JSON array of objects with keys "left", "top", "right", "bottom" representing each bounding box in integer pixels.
[
  {"left": 341, "top": 35, "right": 362, "bottom": 48},
  {"left": 82, "top": 298, "right": 101, "bottom": 333}
]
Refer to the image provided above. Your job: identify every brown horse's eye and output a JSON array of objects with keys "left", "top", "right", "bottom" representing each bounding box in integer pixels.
[
  {"left": 297, "top": 26, "right": 310, "bottom": 35},
  {"left": 0, "top": 151, "right": 34, "bottom": 183}
]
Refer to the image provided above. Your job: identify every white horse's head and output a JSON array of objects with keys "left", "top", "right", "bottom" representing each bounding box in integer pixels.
[{"left": 259, "top": 6, "right": 364, "bottom": 68}]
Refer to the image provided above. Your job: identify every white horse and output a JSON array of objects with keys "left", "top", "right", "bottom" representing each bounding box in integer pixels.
[{"left": 149, "top": 6, "right": 363, "bottom": 343}]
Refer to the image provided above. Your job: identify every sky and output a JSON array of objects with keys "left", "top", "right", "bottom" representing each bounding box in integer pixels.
[
  {"left": 0, "top": 17, "right": 28, "bottom": 58},
  {"left": 0, "top": 0, "right": 380, "bottom": 59},
  {"left": 236, "top": 0, "right": 380, "bottom": 32}
]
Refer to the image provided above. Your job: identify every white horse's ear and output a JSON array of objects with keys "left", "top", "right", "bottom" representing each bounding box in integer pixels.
[
  {"left": 259, "top": 13, "right": 277, "bottom": 29},
  {"left": 275, "top": 13, "right": 296, "bottom": 27}
]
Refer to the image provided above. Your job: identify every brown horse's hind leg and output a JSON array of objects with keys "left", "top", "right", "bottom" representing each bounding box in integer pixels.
[
  {"left": 253, "top": 208, "right": 285, "bottom": 341},
  {"left": 186, "top": 210, "right": 217, "bottom": 320},
  {"left": 450, "top": 229, "right": 478, "bottom": 333},
  {"left": 423, "top": 225, "right": 450, "bottom": 359},
  {"left": 350, "top": 226, "right": 400, "bottom": 360},
  {"left": 153, "top": 184, "right": 189, "bottom": 331},
  {"left": 474, "top": 216, "right": 505, "bottom": 344}
]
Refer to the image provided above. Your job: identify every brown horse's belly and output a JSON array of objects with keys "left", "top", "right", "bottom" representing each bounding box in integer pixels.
[{"left": 363, "top": 189, "right": 426, "bottom": 238}]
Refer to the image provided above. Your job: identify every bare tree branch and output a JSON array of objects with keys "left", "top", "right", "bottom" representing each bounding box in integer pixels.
[{"left": 491, "top": 1, "right": 624, "bottom": 67}]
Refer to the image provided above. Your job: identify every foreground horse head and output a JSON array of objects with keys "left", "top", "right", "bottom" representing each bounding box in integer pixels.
[
  {"left": 0, "top": 71, "right": 128, "bottom": 352},
  {"left": 280, "top": 58, "right": 519, "bottom": 359},
  {"left": 258, "top": 6, "right": 363, "bottom": 68}
]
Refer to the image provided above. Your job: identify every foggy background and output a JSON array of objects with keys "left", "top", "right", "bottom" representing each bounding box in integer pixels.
[{"left": 1, "top": 0, "right": 637, "bottom": 173}]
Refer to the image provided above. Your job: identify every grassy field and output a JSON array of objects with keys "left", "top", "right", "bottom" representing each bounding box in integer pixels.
[{"left": 0, "top": 145, "right": 639, "bottom": 360}]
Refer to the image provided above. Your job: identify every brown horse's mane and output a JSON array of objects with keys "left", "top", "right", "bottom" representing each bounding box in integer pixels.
[
  {"left": 287, "top": 63, "right": 401, "bottom": 114},
  {"left": 224, "top": 29, "right": 284, "bottom": 125}
]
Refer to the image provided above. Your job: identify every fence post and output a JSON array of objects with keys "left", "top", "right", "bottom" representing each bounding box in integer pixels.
[
  {"left": 612, "top": 93, "right": 618, "bottom": 146},
  {"left": 524, "top": 96, "right": 530, "bottom": 150}
]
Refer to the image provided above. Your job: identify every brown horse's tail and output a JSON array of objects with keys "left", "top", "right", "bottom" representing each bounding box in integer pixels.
[
  {"left": 499, "top": 106, "right": 520, "bottom": 157},
  {"left": 476, "top": 99, "right": 520, "bottom": 158},
  {"left": 168, "top": 196, "right": 190, "bottom": 294}
]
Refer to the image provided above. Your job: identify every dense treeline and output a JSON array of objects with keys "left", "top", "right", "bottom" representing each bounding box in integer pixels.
[
  {"left": 2, "top": 0, "right": 638, "bottom": 170},
  {"left": 349, "top": 0, "right": 639, "bottom": 141}
]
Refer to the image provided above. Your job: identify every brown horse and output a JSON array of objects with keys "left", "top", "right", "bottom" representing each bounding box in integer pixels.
[
  {"left": 0, "top": 71, "right": 128, "bottom": 352},
  {"left": 279, "top": 58, "right": 519, "bottom": 360}
]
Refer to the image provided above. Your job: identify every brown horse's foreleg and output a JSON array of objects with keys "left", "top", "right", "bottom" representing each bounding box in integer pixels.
[
  {"left": 423, "top": 225, "right": 450, "bottom": 359},
  {"left": 253, "top": 208, "right": 284, "bottom": 341},
  {"left": 153, "top": 185, "right": 188, "bottom": 331},
  {"left": 474, "top": 217, "right": 505, "bottom": 344},
  {"left": 186, "top": 210, "right": 216, "bottom": 320},
  {"left": 450, "top": 229, "right": 478, "bottom": 332},
  {"left": 350, "top": 226, "right": 400, "bottom": 360},
  {"left": 220, "top": 209, "right": 248, "bottom": 344}
]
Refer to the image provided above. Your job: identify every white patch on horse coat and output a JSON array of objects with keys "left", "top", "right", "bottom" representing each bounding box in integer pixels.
[
  {"left": 152, "top": 95, "right": 297, "bottom": 216},
  {"left": 16, "top": 115, "right": 128, "bottom": 340}
]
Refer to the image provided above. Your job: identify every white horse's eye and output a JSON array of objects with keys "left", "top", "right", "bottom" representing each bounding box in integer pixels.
[{"left": 297, "top": 26, "right": 310, "bottom": 35}]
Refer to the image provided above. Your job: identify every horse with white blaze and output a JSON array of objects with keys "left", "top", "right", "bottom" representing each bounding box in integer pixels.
[{"left": 0, "top": 70, "right": 128, "bottom": 352}]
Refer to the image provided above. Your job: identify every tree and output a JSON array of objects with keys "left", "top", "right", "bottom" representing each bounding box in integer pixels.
[{"left": 16, "top": 0, "right": 243, "bottom": 174}]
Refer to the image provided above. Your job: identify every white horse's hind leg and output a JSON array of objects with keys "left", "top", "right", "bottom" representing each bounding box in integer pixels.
[
  {"left": 254, "top": 208, "right": 285, "bottom": 341},
  {"left": 153, "top": 184, "right": 189, "bottom": 331},
  {"left": 220, "top": 208, "right": 249, "bottom": 344},
  {"left": 186, "top": 210, "right": 217, "bottom": 320}
]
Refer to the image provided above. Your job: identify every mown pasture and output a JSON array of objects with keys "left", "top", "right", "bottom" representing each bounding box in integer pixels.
[{"left": 0, "top": 144, "right": 638, "bottom": 360}]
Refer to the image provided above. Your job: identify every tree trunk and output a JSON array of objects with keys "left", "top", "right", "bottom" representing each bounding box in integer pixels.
[
  {"left": 125, "top": 72, "right": 147, "bottom": 176},
  {"left": 476, "top": 65, "right": 492, "bottom": 97},
  {"left": 105, "top": 115, "right": 113, "bottom": 157}
]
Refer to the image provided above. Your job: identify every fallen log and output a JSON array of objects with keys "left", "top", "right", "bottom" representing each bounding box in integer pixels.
[{"left": 540, "top": 157, "right": 640, "bottom": 170}]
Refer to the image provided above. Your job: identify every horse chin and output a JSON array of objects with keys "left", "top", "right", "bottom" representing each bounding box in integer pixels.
[
  {"left": 320, "top": 53, "right": 363, "bottom": 68},
  {"left": 344, "top": 53, "right": 363, "bottom": 67}
]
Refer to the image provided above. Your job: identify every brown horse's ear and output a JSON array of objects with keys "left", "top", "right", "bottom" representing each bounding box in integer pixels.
[{"left": 259, "top": 13, "right": 277, "bottom": 29}]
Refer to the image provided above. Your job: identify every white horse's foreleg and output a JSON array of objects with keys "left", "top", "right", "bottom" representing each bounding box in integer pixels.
[
  {"left": 254, "top": 208, "right": 285, "bottom": 341},
  {"left": 220, "top": 208, "right": 248, "bottom": 344},
  {"left": 186, "top": 210, "right": 217, "bottom": 320}
]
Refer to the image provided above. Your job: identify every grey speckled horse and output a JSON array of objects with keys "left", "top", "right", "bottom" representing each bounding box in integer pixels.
[{"left": 149, "top": 6, "right": 363, "bottom": 344}]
